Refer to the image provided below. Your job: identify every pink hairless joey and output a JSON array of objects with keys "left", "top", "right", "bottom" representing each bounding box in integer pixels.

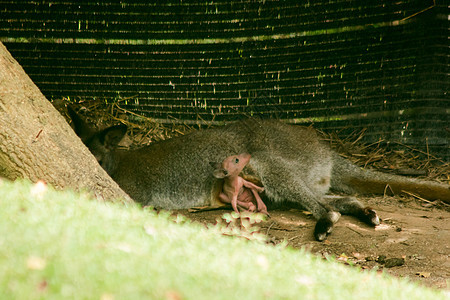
[{"left": 210, "top": 153, "right": 268, "bottom": 216}]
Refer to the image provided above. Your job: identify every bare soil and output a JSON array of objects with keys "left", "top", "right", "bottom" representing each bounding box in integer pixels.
[{"left": 175, "top": 196, "right": 450, "bottom": 290}]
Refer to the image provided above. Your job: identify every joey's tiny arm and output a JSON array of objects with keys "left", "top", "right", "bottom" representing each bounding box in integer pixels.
[{"left": 242, "top": 179, "right": 264, "bottom": 193}]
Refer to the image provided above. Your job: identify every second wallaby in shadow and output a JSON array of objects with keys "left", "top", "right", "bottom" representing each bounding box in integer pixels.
[{"left": 68, "top": 107, "right": 450, "bottom": 241}]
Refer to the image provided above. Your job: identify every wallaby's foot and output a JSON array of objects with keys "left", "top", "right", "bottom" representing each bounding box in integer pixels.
[
  {"left": 321, "top": 196, "right": 380, "bottom": 227},
  {"left": 314, "top": 211, "right": 341, "bottom": 241},
  {"left": 359, "top": 207, "right": 380, "bottom": 226}
]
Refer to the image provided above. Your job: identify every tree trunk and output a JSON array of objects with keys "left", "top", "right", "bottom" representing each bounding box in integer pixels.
[{"left": 0, "top": 41, "right": 132, "bottom": 204}]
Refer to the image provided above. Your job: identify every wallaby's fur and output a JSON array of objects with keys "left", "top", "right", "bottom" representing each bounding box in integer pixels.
[
  {"left": 210, "top": 153, "right": 268, "bottom": 215},
  {"left": 68, "top": 107, "right": 450, "bottom": 241}
]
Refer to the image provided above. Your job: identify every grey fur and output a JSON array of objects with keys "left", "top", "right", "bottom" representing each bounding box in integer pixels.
[{"left": 68, "top": 108, "right": 450, "bottom": 240}]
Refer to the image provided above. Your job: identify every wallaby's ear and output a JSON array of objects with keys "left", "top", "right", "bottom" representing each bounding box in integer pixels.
[
  {"left": 212, "top": 168, "right": 228, "bottom": 179},
  {"left": 67, "top": 106, "right": 94, "bottom": 142},
  {"left": 99, "top": 125, "right": 128, "bottom": 149}
]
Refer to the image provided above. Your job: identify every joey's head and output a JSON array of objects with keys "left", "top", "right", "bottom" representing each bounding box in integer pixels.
[
  {"left": 67, "top": 106, "right": 127, "bottom": 174},
  {"left": 210, "top": 153, "right": 251, "bottom": 179}
]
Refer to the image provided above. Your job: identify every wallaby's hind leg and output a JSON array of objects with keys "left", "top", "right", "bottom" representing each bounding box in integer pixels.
[
  {"left": 322, "top": 195, "right": 380, "bottom": 226},
  {"left": 270, "top": 184, "right": 339, "bottom": 242},
  {"left": 254, "top": 159, "right": 338, "bottom": 241}
]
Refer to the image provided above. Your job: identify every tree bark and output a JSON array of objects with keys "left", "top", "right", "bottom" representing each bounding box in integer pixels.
[{"left": 0, "top": 41, "right": 132, "bottom": 204}]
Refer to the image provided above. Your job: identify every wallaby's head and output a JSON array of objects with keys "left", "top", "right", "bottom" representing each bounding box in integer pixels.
[
  {"left": 67, "top": 106, "right": 127, "bottom": 174},
  {"left": 210, "top": 153, "right": 251, "bottom": 179}
]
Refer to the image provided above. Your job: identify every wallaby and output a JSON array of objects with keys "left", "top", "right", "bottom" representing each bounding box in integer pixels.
[
  {"left": 210, "top": 153, "right": 268, "bottom": 215},
  {"left": 67, "top": 107, "right": 450, "bottom": 241}
]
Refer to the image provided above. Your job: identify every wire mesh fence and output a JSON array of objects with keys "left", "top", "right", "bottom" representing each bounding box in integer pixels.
[{"left": 0, "top": 0, "right": 448, "bottom": 159}]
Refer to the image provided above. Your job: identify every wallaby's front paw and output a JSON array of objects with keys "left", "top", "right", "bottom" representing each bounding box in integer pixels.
[
  {"left": 314, "top": 211, "right": 341, "bottom": 241},
  {"left": 258, "top": 187, "right": 265, "bottom": 193},
  {"left": 361, "top": 207, "right": 380, "bottom": 226}
]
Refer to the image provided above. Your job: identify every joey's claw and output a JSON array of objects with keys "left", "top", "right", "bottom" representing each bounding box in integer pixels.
[{"left": 257, "top": 208, "right": 270, "bottom": 217}]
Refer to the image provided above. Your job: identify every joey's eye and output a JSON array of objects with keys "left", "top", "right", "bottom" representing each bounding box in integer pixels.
[{"left": 235, "top": 158, "right": 239, "bottom": 163}]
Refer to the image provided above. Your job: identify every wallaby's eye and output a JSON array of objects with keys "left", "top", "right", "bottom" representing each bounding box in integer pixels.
[{"left": 235, "top": 158, "right": 239, "bottom": 164}]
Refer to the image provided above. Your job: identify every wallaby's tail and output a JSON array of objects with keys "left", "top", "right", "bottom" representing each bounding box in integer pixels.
[{"left": 330, "top": 154, "right": 450, "bottom": 204}]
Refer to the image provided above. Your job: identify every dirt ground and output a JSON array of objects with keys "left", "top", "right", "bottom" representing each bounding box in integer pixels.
[{"left": 174, "top": 196, "right": 449, "bottom": 290}]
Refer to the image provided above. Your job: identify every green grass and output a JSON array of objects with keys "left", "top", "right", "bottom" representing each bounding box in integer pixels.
[{"left": 0, "top": 179, "right": 447, "bottom": 300}]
